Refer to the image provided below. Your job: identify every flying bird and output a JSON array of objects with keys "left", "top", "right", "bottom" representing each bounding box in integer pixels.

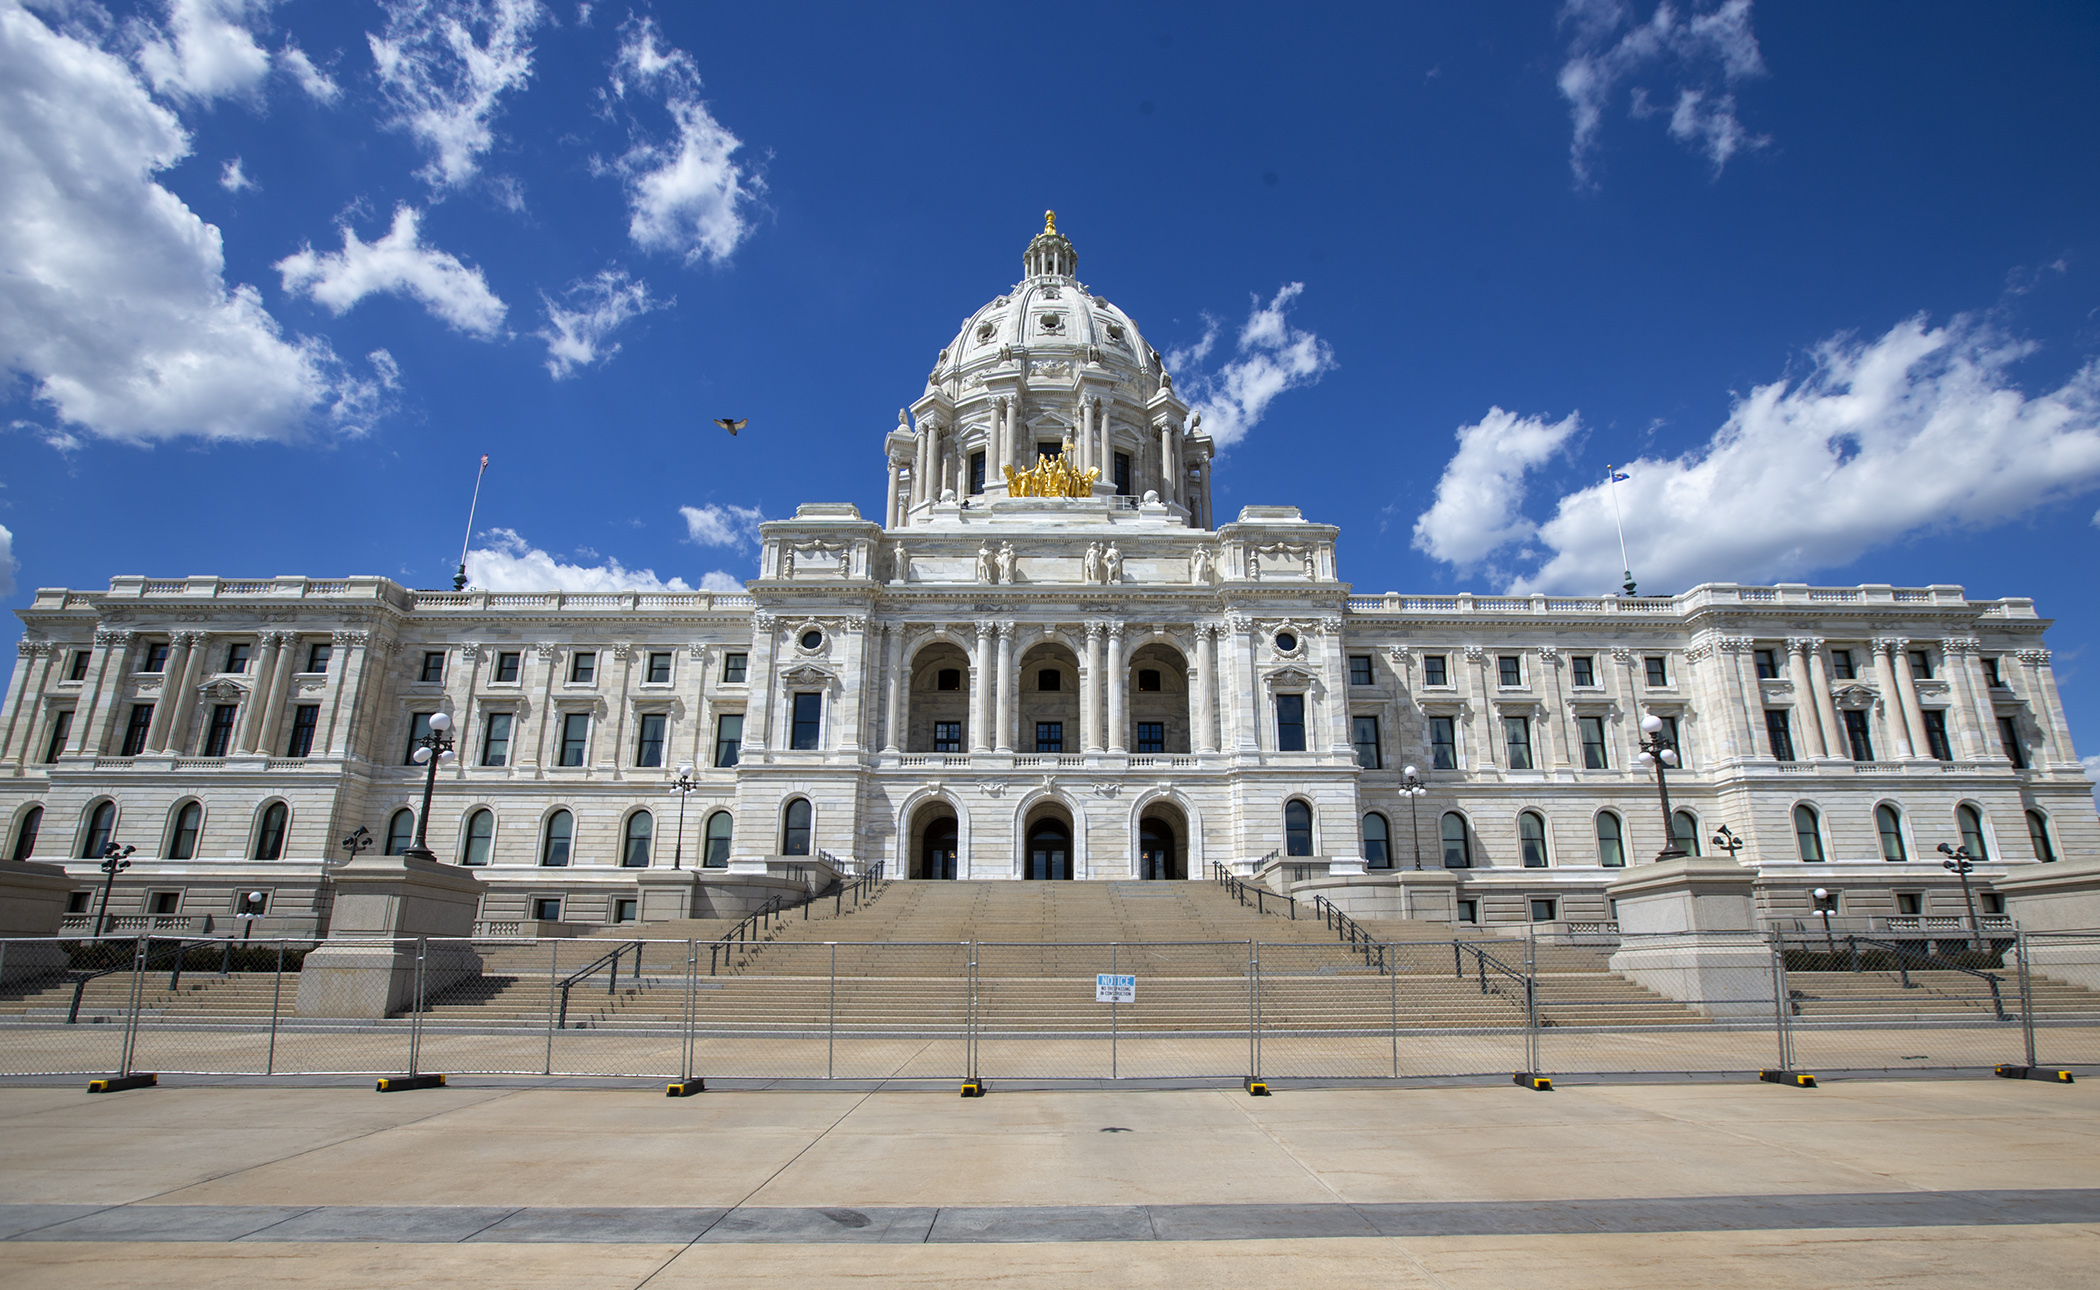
[{"left": 714, "top": 418, "right": 747, "bottom": 436}]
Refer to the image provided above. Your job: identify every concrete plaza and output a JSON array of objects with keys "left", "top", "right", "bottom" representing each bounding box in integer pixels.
[{"left": 0, "top": 1076, "right": 2095, "bottom": 1287}]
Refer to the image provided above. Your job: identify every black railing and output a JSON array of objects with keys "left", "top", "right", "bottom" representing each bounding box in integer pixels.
[
  {"left": 1211, "top": 859, "right": 1296, "bottom": 919},
  {"left": 62, "top": 936, "right": 199, "bottom": 1024},
  {"left": 1453, "top": 939, "right": 1533, "bottom": 1010},
  {"left": 1799, "top": 933, "right": 2009, "bottom": 1022},
  {"left": 555, "top": 939, "right": 644, "bottom": 1029},
  {"left": 709, "top": 860, "right": 888, "bottom": 975},
  {"left": 1309, "top": 895, "right": 1385, "bottom": 971}
]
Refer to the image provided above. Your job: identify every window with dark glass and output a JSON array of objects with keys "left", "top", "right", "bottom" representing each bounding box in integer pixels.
[
  {"left": 1429, "top": 715, "right": 1457, "bottom": 769},
  {"left": 420, "top": 651, "right": 445, "bottom": 683},
  {"left": 646, "top": 652, "right": 672, "bottom": 684},
  {"left": 1830, "top": 649, "right": 1856, "bottom": 680},
  {"left": 1907, "top": 649, "right": 1932, "bottom": 680},
  {"left": 1957, "top": 804, "right": 1989, "bottom": 860},
  {"left": 1440, "top": 812, "right": 1471, "bottom": 868},
  {"left": 722, "top": 652, "right": 747, "bottom": 683},
  {"left": 800, "top": 630, "right": 822, "bottom": 650},
  {"left": 1423, "top": 655, "right": 1448, "bottom": 686},
  {"left": 1842, "top": 710, "right": 1874, "bottom": 761},
  {"left": 481, "top": 712, "right": 512, "bottom": 766},
  {"left": 168, "top": 802, "right": 201, "bottom": 860},
  {"left": 1456, "top": 898, "right": 1478, "bottom": 923},
  {"left": 1672, "top": 810, "right": 1700, "bottom": 855},
  {"left": 1660, "top": 715, "right": 1682, "bottom": 764},
  {"left": 1503, "top": 716, "right": 1533, "bottom": 770},
  {"left": 558, "top": 712, "right": 589, "bottom": 766},
  {"left": 1578, "top": 715, "right": 1608, "bottom": 769},
  {"left": 533, "top": 897, "right": 563, "bottom": 920},
  {"left": 1981, "top": 657, "right": 2002, "bottom": 687},
  {"left": 305, "top": 643, "right": 332, "bottom": 673},
  {"left": 1644, "top": 656, "right": 1667, "bottom": 686},
  {"left": 43, "top": 711, "right": 71, "bottom": 764},
  {"left": 224, "top": 643, "right": 251, "bottom": 673},
  {"left": 120, "top": 704, "right": 153, "bottom": 756},
  {"left": 1035, "top": 721, "right": 1064, "bottom": 753},
  {"left": 790, "top": 693, "right": 822, "bottom": 749},
  {"left": 1765, "top": 709, "right": 1795, "bottom": 762},
  {"left": 1137, "top": 669, "right": 1161, "bottom": 692},
  {"left": 285, "top": 705, "right": 319, "bottom": 758},
  {"left": 933, "top": 721, "right": 962, "bottom": 753},
  {"left": 970, "top": 452, "right": 986, "bottom": 495},
  {"left": 202, "top": 704, "right": 237, "bottom": 757},
  {"left": 1794, "top": 805, "right": 1824, "bottom": 862},
  {"left": 1038, "top": 668, "right": 1060, "bottom": 691},
  {"left": 1349, "top": 656, "right": 1373, "bottom": 686},
  {"left": 937, "top": 668, "right": 961, "bottom": 691},
  {"left": 1877, "top": 804, "right": 1907, "bottom": 862},
  {"left": 1038, "top": 441, "right": 1060, "bottom": 460},
  {"left": 11, "top": 805, "right": 41, "bottom": 862},
  {"left": 1921, "top": 709, "right": 1951, "bottom": 761},
  {"left": 1530, "top": 898, "right": 1558, "bottom": 923},
  {"left": 461, "top": 809, "right": 494, "bottom": 865},
  {"left": 493, "top": 651, "right": 521, "bottom": 683},
  {"left": 1596, "top": 812, "right": 1625, "bottom": 867},
  {"left": 1353, "top": 715, "right": 1381, "bottom": 769},
  {"left": 142, "top": 642, "right": 169, "bottom": 673},
  {"left": 541, "top": 810, "right": 573, "bottom": 866},
  {"left": 622, "top": 812, "right": 653, "bottom": 867},
  {"left": 1998, "top": 715, "right": 2026, "bottom": 769},
  {"left": 703, "top": 811, "right": 733, "bottom": 867},
  {"left": 254, "top": 802, "right": 287, "bottom": 861},
  {"left": 1275, "top": 693, "right": 1306, "bottom": 752},
  {"left": 782, "top": 799, "right": 812, "bottom": 855},
  {"left": 1113, "top": 452, "right": 1131, "bottom": 495},
  {"left": 1497, "top": 656, "right": 1521, "bottom": 687},
  {"left": 2028, "top": 810, "right": 2057, "bottom": 863},
  {"left": 1284, "top": 800, "right": 1313, "bottom": 856},
  {"left": 1362, "top": 813, "right": 1390, "bottom": 867},
  {"left": 81, "top": 801, "right": 116, "bottom": 858},
  {"left": 68, "top": 650, "right": 91, "bottom": 682},
  {"left": 714, "top": 713, "right": 743, "bottom": 767},
  {"left": 569, "top": 651, "right": 596, "bottom": 684},
  {"left": 1520, "top": 811, "right": 1548, "bottom": 867},
  {"left": 1571, "top": 655, "right": 1596, "bottom": 687},
  {"left": 635, "top": 712, "right": 667, "bottom": 767},
  {"left": 1753, "top": 648, "right": 1778, "bottom": 679},
  {"left": 404, "top": 712, "right": 434, "bottom": 764},
  {"left": 384, "top": 808, "right": 415, "bottom": 856},
  {"left": 1136, "top": 722, "right": 1165, "bottom": 753}
]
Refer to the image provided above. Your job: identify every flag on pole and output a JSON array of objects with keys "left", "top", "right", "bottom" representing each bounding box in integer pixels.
[
  {"left": 480, "top": 454, "right": 490, "bottom": 469},
  {"left": 1610, "top": 470, "right": 1629, "bottom": 482}
]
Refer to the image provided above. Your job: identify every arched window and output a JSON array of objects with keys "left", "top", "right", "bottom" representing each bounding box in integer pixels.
[
  {"left": 1440, "top": 812, "right": 1472, "bottom": 868},
  {"left": 167, "top": 802, "right": 202, "bottom": 860},
  {"left": 1284, "top": 800, "right": 1313, "bottom": 856},
  {"left": 1671, "top": 810, "right": 1701, "bottom": 856},
  {"left": 703, "top": 811, "right": 733, "bottom": 868},
  {"left": 11, "top": 805, "right": 43, "bottom": 862},
  {"left": 781, "top": 799, "right": 812, "bottom": 856},
  {"left": 1520, "top": 811, "right": 1549, "bottom": 868},
  {"left": 2027, "top": 810, "right": 2058, "bottom": 863},
  {"left": 1794, "top": 805, "right": 1825, "bottom": 863},
  {"left": 622, "top": 811, "right": 653, "bottom": 867},
  {"left": 1957, "top": 804, "right": 1989, "bottom": 860},
  {"left": 1362, "top": 813, "right": 1390, "bottom": 868},
  {"left": 461, "top": 809, "right": 494, "bottom": 866},
  {"left": 1595, "top": 812, "right": 1625, "bottom": 868},
  {"left": 80, "top": 800, "right": 116, "bottom": 859},
  {"left": 384, "top": 808, "right": 416, "bottom": 856},
  {"left": 541, "top": 810, "right": 573, "bottom": 867},
  {"left": 1876, "top": 804, "right": 1907, "bottom": 862},
  {"left": 253, "top": 802, "right": 288, "bottom": 861}
]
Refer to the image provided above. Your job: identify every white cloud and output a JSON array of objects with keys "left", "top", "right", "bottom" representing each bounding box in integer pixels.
[
  {"left": 276, "top": 40, "right": 337, "bottom": 102},
  {"left": 1557, "top": 0, "right": 1767, "bottom": 185},
  {"left": 699, "top": 570, "right": 742, "bottom": 594},
  {"left": 1413, "top": 314, "right": 2100, "bottom": 595},
  {"left": 369, "top": 0, "right": 545, "bottom": 190},
  {"left": 218, "top": 155, "right": 250, "bottom": 190},
  {"left": 680, "top": 502, "right": 764, "bottom": 548},
  {"left": 0, "top": 4, "right": 376, "bottom": 444},
  {"left": 536, "top": 268, "right": 664, "bottom": 378},
  {"left": 603, "top": 16, "right": 760, "bottom": 265},
  {"left": 0, "top": 522, "right": 15, "bottom": 597},
  {"left": 465, "top": 527, "right": 696, "bottom": 592},
  {"left": 1411, "top": 408, "right": 1582, "bottom": 569},
  {"left": 132, "top": 0, "right": 271, "bottom": 103},
  {"left": 276, "top": 205, "right": 507, "bottom": 338},
  {"left": 1163, "top": 283, "right": 1336, "bottom": 449}
]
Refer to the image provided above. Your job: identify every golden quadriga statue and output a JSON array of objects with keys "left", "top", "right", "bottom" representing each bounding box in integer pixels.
[{"left": 1003, "top": 437, "right": 1101, "bottom": 498}]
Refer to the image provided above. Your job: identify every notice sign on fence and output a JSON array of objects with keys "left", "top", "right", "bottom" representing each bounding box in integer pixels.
[{"left": 1095, "top": 973, "right": 1136, "bottom": 1003}]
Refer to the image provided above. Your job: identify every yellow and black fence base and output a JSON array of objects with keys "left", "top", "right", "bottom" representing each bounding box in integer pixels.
[
  {"left": 960, "top": 1080, "right": 986, "bottom": 1098},
  {"left": 86, "top": 1073, "right": 156, "bottom": 1094},
  {"left": 665, "top": 1078, "right": 706, "bottom": 1097},
  {"left": 1513, "top": 1072, "right": 1553, "bottom": 1091},
  {"left": 1995, "top": 1065, "right": 2075, "bottom": 1083},
  {"left": 1759, "top": 1069, "right": 1817, "bottom": 1088},
  {"left": 375, "top": 1074, "right": 446, "bottom": 1092},
  {"left": 1244, "top": 1078, "right": 1271, "bottom": 1096}
]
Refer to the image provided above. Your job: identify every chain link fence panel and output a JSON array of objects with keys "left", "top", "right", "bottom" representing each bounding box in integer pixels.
[
  {"left": 1775, "top": 931, "right": 2028, "bottom": 1075},
  {"left": 2020, "top": 932, "right": 2100, "bottom": 1069}
]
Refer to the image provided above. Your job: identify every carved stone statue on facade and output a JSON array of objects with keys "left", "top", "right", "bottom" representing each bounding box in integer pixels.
[
  {"left": 976, "top": 543, "right": 996, "bottom": 583},
  {"left": 1189, "top": 544, "right": 1214, "bottom": 585},
  {"left": 1081, "top": 543, "right": 1104, "bottom": 584},
  {"left": 1103, "top": 543, "right": 1123, "bottom": 584},
  {"left": 996, "top": 542, "right": 1016, "bottom": 584}
]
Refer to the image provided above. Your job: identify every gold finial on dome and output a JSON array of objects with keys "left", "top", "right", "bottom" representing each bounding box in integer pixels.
[{"left": 1044, "top": 209, "right": 1057, "bottom": 234}]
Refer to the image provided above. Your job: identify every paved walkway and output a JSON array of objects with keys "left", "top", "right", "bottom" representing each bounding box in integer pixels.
[{"left": 0, "top": 1078, "right": 2095, "bottom": 1286}]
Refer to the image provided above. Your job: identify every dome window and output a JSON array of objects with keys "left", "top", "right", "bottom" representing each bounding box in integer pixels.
[
  {"left": 1274, "top": 632, "right": 1298, "bottom": 654},
  {"left": 1038, "top": 314, "right": 1064, "bottom": 334},
  {"left": 800, "top": 630, "right": 823, "bottom": 651},
  {"left": 976, "top": 322, "right": 995, "bottom": 343},
  {"left": 1106, "top": 323, "right": 1125, "bottom": 341}
]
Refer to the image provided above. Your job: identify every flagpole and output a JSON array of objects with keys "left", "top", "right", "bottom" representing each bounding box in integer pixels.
[
  {"left": 454, "top": 455, "right": 489, "bottom": 592},
  {"left": 1606, "top": 464, "right": 1635, "bottom": 597}
]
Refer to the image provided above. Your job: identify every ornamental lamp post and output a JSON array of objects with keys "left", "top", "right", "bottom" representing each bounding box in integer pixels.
[
  {"left": 1399, "top": 765, "right": 1427, "bottom": 870},
  {"left": 401, "top": 712, "right": 457, "bottom": 862},
  {"left": 93, "top": 843, "right": 135, "bottom": 937},
  {"left": 667, "top": 762, "right": 701, "bottom": 870},
  {"left": 1632, "top": 712, "right": 1686, "bottom": 862},
  {"left": 1811, "top": 886, "right": 1838, "bottom": 955},
  {"left": 1937, "top": 842, "right": 1985, "bottom": 953},
  {"left": 1710, "top": 824, "right": 1745, "bottom": 863},
  {"left": 337, "top": 825, "right": 374, "bottom": 868}
]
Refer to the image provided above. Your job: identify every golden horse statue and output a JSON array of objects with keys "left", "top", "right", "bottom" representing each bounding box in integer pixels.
[{"left": 1003, "top": 437, "right": 1100, "bottom": 498}]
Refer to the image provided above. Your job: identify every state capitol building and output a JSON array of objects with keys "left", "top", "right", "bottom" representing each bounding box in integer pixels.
[{"left": 1, "top": 216, "right": 2091, "bottom": 935}]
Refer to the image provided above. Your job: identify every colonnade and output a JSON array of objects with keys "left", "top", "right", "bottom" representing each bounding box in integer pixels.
[{"left": 887, "top": 398, "right": 1203, "bottom": 525}]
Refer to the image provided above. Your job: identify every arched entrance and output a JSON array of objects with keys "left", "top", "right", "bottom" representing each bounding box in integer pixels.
[
  {"left": 922, "top": 817, "right": 958, "bottom": 880},
  {"left": 1025, "top": 816, "right": 1073, "bottom": 880},
  {"left": 1139, "top": 818, "right": 1181, "bottom": 880}
]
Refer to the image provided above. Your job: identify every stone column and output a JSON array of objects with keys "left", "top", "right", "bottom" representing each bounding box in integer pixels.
[
  {"left": 744, "top": 613, "right": 778, "bottom": 752},
  {"left": 1236, "top": 618, "right": 1261, "bottom": 751},
  {"left": 323, "top": 631, "right": 371, "bottom": 758},
  {"left": 970, "top": 623, "right": 992, "bottom": 753},
  {"left": 235, "top": 633, "right": 281, "bottom": 753},
  {"left": 1891, "top": 640, "right": 1932, "bottom": 758},
  {"left": 1082, "top": 622, "right": 1104, "bottom": 752},
  {"left": 885, "top": 463, "right": 901, "bottom": 528},
  {"left": 994, "top": 622, "right": 1015, "bottom": 753},
  {"left": 1783, "top": 640, "right": 1827, "bottom": 758},
  {"left": 1806, "top": 641, "right": 1847, "bottom": 758},
  {"left": 2020, "top": 649, "right": 2075, "bottom": 765},
  {"left": 1106, "top": 623, "right": 1126, "bottom": 752},
  {"left": 1942, "top": 638, "right": 1989, "bottom": 759},
  {"left": 71, "top": 630, "right": 133, "bottom": 757},
  {"left": 142, "top": 632, "right": 192, "bottom": 751},
  {"left": 1461, "top": 647, "right": 1492, "bottom": 769},
  {"left": 257, "top": 635, "right": 300, "bottom": 756},
  {"left": 1193, "top": 625, "right": 1217, "bottom": 754},
  {"left": 883, "top": 624, "right": 906, "bottom": 753},
  {"left": 1539, "top": 648, "right": 1572, "bottom": 768},
  {"left": 1321, "top": 618, "right": 1351, "bottom": 754},
  {"left": 160, "top": 633, "right": 212, "bottom": 754},
  {"left": 1871, "top": 641, "right": 1914, "bottom": 759},
  {"left": 912, "top": 424, "right": 929, "bottom": 507},
  {"left": 0, "top": 643, "right": 54, "bottom": 769},
  {"left": 520, "top": 643, "right": 558, "bottom": 767},
  {"left": 1715, "top": 638, "right": 1758, "bottom": 761}
]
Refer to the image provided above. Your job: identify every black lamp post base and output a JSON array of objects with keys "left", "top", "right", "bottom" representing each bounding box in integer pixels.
[
  {"left": 1651, "top": 847, "right": 1689, "bottom": 863},
  {"left": 396, "top": 846, "right": 440, "bottom": 864}
]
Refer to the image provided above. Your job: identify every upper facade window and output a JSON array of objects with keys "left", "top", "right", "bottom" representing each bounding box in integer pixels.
[
  {"left": 224, "top": 643, "right": 251, "bottom": 674},
  {"left": 1753, "top": 648, "right": 1778, "bottom": 680},
  {"left": 1348, "top": 656, "right": 1373, "bottom": 686},
  {"left": 1422, "top": 654, "right": 1448, "bottom": 687},
  {"left": 790, "top": 693, "right": 822, "bottom": 750},
  {"left": 1981, "top": 657, "right": 2003, "bottom": 687},
  {"left": 1906, "top": 648, "right": 1932, "bottom": 680},
  {"left": 67, "top": 650, "right": 91, "bottom": 682},
  {"left": 1497, "top": 656, "right": 1521, "bottom": 687},
  {"left": 1830, "top": 648, "right": 1856, "bottom": 680},
  {"left": 419, "top": 651, "right": 445, "bottom": 684},
  {"left": 141, "top": 641, "right": 169, "bottom": 673},
  {"left": 646, "top": 652, "right": 672, "bottom": 684},
  {"left": 722, "top": 652, "right": 748, "bottom": 684},
  {"left": 1570, "top": 655, "right": 1596, "bottom": 687},
  {"left": 569, "top": 651, "right": 596, "bottom": 684},
  {"left": 493, "top": 651, "right": 521, "bottom": 683},
  {"left": 1275, "top": 693, "right": 1306, "bottom": 752},
  {"left": 1644, "top": 656, "right": 1668, "bottom": 687},
  {"left": 305, "top": 643, "right": 332, "bottom": 673}
]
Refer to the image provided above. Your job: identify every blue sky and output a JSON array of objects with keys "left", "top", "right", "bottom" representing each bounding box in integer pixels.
[{"left": 3, "top": 1, "right": 2099, "bottom": 792}]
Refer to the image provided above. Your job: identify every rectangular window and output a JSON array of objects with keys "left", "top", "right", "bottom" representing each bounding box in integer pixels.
[
  {"left": 1113, "top": 452, "right": 1131, "bottom": 495},
  {"left": 1765, "top": 709, "right": 1796, "bottom": 762},
  {"left": 1644, "top": 656, "right": 1668, "bottom": 687},
  {"left": 1843, "top": 709, "right": 1874, "bottom": 762},
  {"left": 285, "top": 705, "right": 319, "bottom": 758},
  {"left": 936, "top": 668, "right": 962, "bottom": 691},
  {"left": 1753, "top": 648, "right": 1778, "bottom": 680},
  {"left": 614, "top": 898, "right": 638, "bottom": 924},
  {"left": 43, "top": 711, "right": 72, "bottom": 763},
  {"left": 1578, "top": 715, "right": 1608, "bottom": 769},
  {"left": 1275, "top": 693, "right": 1306, "bottom": 752},
  {"left": 1981, "top": 657, "right": 2002, "bottom": 687},
  {"left": 933, "top": 721, "right": 962, "bottom": 753},
  {"left": 569, "top": 651, "right": 596, "bottom": 684},
  {"left": 68, "top": 650, "right": 91, "bottom": 682},
  {"left": 1429, "top": 716, "right": 1457, "bottom": 769},
  {"left": 1530, "top": 898, "right": 1559, "bottom": 923},
  {"left": 714, "top": 713, "right": 743, "bottom": 767},
  {"left": 1921, "top": 709, "right": 1952, "bottom": 761},
  {"left": 1497, "top": 656, "right": 1521, "bottom": 687},
  {"left": 305, "top": 643, "right": 332, "bottom": 673},
  {"left": 142, "top": 642, "right": 169, "bottom": 673},
  {"left": 1037, "top": 668, "right": 1061, "bottom": 691},
  {"left": 1504, "top": 716, "right": 1533, "bottom": 770},
  {"left": 1660, "top": 715, "right": 1682, "bottom": 764},
  {"left": 1456, "top": 898, "right": 1479, "bottom": 924},
  {"left": 532, "top": 897, "right": 562, "bottom": 922},
  {"left": 1998, "top": 715, "right": 2026, "bottom": 769},
  {"left": 150, "top": 891, "right": 180, "bottom": 916},
  {"left": 224, "top": 643, "right": 251, "bottom": 674},
  {"left": 635, "top": 712, "right": 667, "bottom": 767},
  {"left": 968, "top": 452, "right": 986, "bottom": 495},
  {"left": 646, "top": 652, "right": 672, "bottom": 684},
  {"left": 790, "top": 692, "right": 822, "bottom": 750},
  {"left": 203, "top": 703, "right": 238, "bottom": 757},
  {"left": 405, "top": 712, "right": 434, "bottom": 764},
  {"left": 481, "top": 713, "right": 512, "bottom": 766},
  {"left": 493, "top": 651, "right": 521, "bottom": 683},
  {"left": 1423, "top": 654, "right": 1448, "bottom": 686},
  {"left": 1136, "top": 722, "right": 1165, "bottom": 753},
  {"left": 1038, "top": 441, "right": 1061, "bottom": 460},
  {"left": 1353, "top": 715, "right": 1382, "bottom": 769},
  {"left": 1830, "top": 649, "right": 1856, "bottom": 680},
  {"left": 1571, "top": 655, "right": 1596, "bottom": 687},
  {"left": 558, "top": 712, "right": 589, "bottom": 766},
  {"left": 120, "top": 704, "right": 153, "bottom": 756},
  {"left": 66, "top": 892, "right": 89, "bottom": 914},
  {"left": 1907, "top": 649, "right": 1932, "bottom": 680},
  {"left": 722, "top": 652, "right": 747, "bottom": 683},
  {"left": 1137, "top": 669, "right": 1161, "bottom": 692},
  {"left": 419, "top": 651, "right": 445, "bottom": 683},
  {"left": 1035, "top": 721, "right": 1064, "bottom": 753},
  {"left": 1895, "top": 892, "right": 1922, "bottom": 917},
  {"left": 1349, "top": 655, "right": 1373, "bottom": 686}
]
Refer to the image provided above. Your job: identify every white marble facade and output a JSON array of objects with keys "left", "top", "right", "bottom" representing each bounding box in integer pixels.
[{"left": 1, "top": 217, "right": 2093, "bottom": 933}]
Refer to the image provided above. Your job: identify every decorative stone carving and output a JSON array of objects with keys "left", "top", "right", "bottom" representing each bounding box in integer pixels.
[
  {"left": 978, "top": 781, "right": 1007, "bottom": 798},
  {"left": 2016, "top": 649, "right": 2053, "bottom": 665},
  {"left": 331, "top": 630, "right": 369, "bottom": 646},
  {"left": 976, "top": 544, "right": 997, "bottom": 584},
  {"left": 996, "top": 543, "right": 1016, "bottom": 584},
  {"left": 1103, "top": 544, "right": 1123, "bottom": 584}
]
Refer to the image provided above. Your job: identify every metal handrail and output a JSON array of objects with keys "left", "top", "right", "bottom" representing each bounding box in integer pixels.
[
  {"left": 708, "top": 860, "right": 890, "bottom": 976},
  {"left": 1309, "top": 894, "right": 1386, "bottom": 972},
  {"left": 61, "top": 935, "right": 195, "bottom": 1024},
  {"left": 1452, "top": 939, "right": 1533, "bottom": 1007},
  {"left": 1211, "top": 860, "right": 1296, "bottom": 920},
  {"left": 1836, "top": 933, "right": 2008, "bottom": 1022},
  {"left": 554, "top": 939, "right": 644, "bottom": 1028}
]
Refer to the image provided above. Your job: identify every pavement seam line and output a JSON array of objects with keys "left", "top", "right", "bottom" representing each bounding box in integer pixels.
[{"left": 1210, "top": 1086, "right": 1349, "bottom": 1202}]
